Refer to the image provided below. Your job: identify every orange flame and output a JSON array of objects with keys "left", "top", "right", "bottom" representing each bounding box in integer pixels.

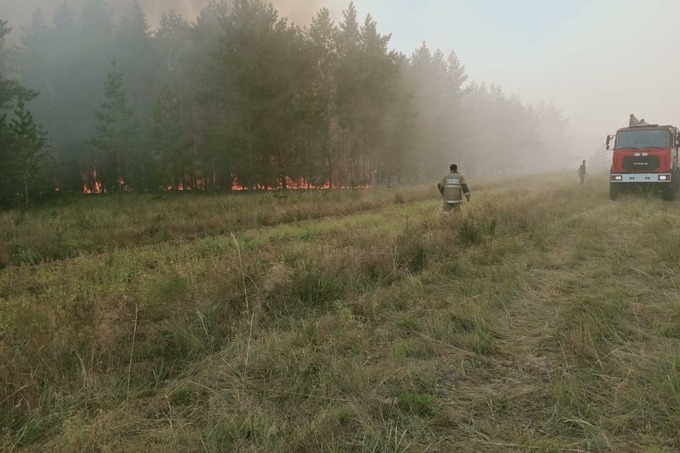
[
  {"left": 80, "top": 171, "right": 371, "bottom": 194},
  {"left": 82, "top": 167, "right": 105, "bottom": 194}
]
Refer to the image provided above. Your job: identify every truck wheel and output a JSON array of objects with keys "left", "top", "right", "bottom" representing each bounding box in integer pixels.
[{"left": 610, "top": 183, "right": 620, "bottom": 201}]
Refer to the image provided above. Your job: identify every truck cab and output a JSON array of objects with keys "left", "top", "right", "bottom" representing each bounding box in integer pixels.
[{"left": 607, "top": 124, "right": 680, "bottom": 200}]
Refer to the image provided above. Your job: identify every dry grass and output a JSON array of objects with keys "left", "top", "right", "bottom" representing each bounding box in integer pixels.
[
  {"left": 2, "top": 174, "right": 680, "bottom": 452},
  {"left": 0, "top": 186, "right": 434, "bottom": 268}
]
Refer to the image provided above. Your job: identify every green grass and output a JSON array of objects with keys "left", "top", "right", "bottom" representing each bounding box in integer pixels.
[{"left": 2, "top": 174, "right": 680, "bottom": 451}]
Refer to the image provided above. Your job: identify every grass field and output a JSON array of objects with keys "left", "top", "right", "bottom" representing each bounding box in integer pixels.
[{"left": 2, "top": 175, "right": 680, "bottom": 452}]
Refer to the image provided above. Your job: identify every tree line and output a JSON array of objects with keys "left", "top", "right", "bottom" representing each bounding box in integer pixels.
[{"left": 0, "top": 0, "right": 569, "bottom": 206}]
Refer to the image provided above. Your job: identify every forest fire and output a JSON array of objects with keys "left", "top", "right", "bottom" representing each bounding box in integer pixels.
[
  {"left": 82, "top": 182, "right": 104, "bottom": 194},
  {"left": 82, "top": 168, "right": 104, "bottom": 194},
  {"left": 81, "top": 173, "right": 370, "bottom": 194},
  {"left": 82, "top": 168, "right": 132, "bottom": 194}
]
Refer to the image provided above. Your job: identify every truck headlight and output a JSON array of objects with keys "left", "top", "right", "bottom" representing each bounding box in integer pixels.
[
  {"left": 659, "top": 174, "right": 670, "bottom": 181},
  {"left": 611, "top": 175, "right": 623, "bottom": 181}
]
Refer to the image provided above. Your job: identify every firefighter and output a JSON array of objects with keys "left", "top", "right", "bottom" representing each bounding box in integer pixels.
[
  {"left": 437, "top": 163, "right": 470, "bottom": 214},
  {"left": 578, "top": 160, "right": 588, "bottom": 185},
  {"left": 629, "top": 114, "right": 640, "bottom": 126}
]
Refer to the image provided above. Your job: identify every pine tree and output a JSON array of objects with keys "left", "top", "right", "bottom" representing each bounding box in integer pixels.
[
  {"left": 187, "top": 1, "right": 232, "bottom": 190},
  {"left": 90, "top": 60, "right": 138, "bottom": 193},
  {"left": 334, "top": 4, "right": 402, "bottom": 185},
  {"left": 151, "top": 82, "right": 193, "bottom": 190},
  {"left": 114, "top": 1, "right": 158, "bottom": 121},
  {"left": 214, "top": 0, "right": 314, "bottom": 189},
  {"left": 404, "top": 43, "right": 468, "bottom": 178},
  {"left": 1, "top": 20, "right": 36, "bottom": 107},
  {"left": 334, "top": 2, "right": 361, "bottom": 184},
  {"left": 302, "top": 8, "right": 337, "bottom": 186},
  {"left": 0, "top": 20, "right": 49, "bottom": 206},
  {"left": 9, "top": 100, "right": 49, "bottom": 205},
  {"left": 152, "top": 11, "right": 198, "bottom": 190},
  {"left": 156, "top": 11, "right": 191, "bottom": 78}
]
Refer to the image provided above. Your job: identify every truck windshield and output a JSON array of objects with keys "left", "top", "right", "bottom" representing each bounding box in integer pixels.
[{"left": 615, "top": 129, "right": 671, "bottom": 149}]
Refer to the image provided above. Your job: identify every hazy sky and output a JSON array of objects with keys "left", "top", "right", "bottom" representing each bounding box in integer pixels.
[
  {"left": 369, "top": 0, "right": 680, "bottom": 152},
  {"left": 3, "top": 0, "right": 680, "bottom": 155}
]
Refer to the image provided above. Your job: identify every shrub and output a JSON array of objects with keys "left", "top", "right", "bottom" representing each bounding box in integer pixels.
[
  {"left": 12, "top": 248, "right": 43, "bottom": 265},
  {"left": 397, "top": 392, "right": 437, "bottom": 416}
]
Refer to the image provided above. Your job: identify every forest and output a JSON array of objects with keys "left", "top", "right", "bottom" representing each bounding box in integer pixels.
[{"left": 0, "top": 0, "right": 568, "bottom": 206}]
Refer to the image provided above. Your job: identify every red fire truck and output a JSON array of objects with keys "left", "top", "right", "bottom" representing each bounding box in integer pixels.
[{"left": 607, "top": 123, "right": 680, "bottom": 200}]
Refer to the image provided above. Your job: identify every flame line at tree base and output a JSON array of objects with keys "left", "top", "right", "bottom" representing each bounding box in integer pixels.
[{"left": 81, "top": 175, "right": 371, "bottom": 194}]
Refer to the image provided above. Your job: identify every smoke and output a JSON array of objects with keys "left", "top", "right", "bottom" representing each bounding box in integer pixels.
[
  {"left": 140, "top": 0, "right": 331, "bottom": 25},
  {"left": 2, "top": 0, "right": 333, "bottom": 30}
]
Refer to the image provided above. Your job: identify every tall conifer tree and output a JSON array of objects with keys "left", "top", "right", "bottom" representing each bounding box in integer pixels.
[{"left": 90, "top": 60, "right": 138, "bottom": 193}]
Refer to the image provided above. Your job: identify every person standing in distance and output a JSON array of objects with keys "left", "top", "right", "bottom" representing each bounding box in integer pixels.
[
  {"left": 578, "top": 160, "right": 588, "bottom": 185},
  {"left": 437, "top": 163, "right": 470, "bottom": 214}
]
